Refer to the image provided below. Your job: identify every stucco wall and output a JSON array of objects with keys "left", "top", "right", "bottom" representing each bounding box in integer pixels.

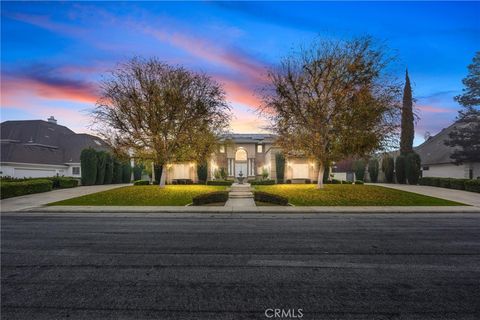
[
  {"left": 0, "top": 163, "right": 70, "bottom": 178},
  {"left": 422, "top": 163, "right": 468, "bottom": 179}
]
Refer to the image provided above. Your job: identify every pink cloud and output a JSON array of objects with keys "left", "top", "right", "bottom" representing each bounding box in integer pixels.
[
  {"left": 417, "top": 105, "right": 456, "bottom": 114},
  {"left": 8, "top": 13, "right": 85, "bottom": 37}
]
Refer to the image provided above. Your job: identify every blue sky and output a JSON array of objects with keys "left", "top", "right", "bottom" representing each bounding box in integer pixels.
[{"left": 1, "top": 1, "right": 479, "bottom": 145}]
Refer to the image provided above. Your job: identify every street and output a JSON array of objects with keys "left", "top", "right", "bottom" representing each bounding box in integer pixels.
[{"left": 2, "top": 212, "right": 480, "bottom": 319}]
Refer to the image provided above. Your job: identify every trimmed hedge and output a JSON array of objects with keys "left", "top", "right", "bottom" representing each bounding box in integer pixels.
[
  {"left": 122, "top": 163, "right": 132, "bottom": 183},
  {"left": 56, "top": 177, "right": 78, "bottom": 188},
  {"left": 342, "top": 180, "right": 353, "bottom": 184},
  {"left": 406, "top": 152, "right": 421, "bottom": 185},
  {"left": 331, "top": 179, "right": 342, "bottom": 184},
  {"left": 382, "top": 155, "right": 395, "bottom": 183},
  {"left": 113, "top": 160, "right": 123, "bottom": 184},
  {"left": 254, "top": 191, "right": 289, "bottom": 206},
  {"left": 172, "top": 179, "right": 193, "bottom": 185},
  {"left": 96, "top": 151, "right": 107, "bottom": 185},
  {"left": 353, "top": 159, "right": 366, "bottom": 181},
  {"left": 192, "top": 191, "right": 229, "bottom": 205},
  {"left": 1, "top": 179, "right": 53, "bottom": 199},
  {"left": 275, "top": 153, "right": 285, "bottom": 183},
  {"left": 368, "top": 159, "right": 379, "bottom": 183},
  {"left": 133, "top": 180, "right": 150, "bottom": 185},
  {"left": 249, "top": 179, "right": 276, "bottom": 185},
  {"left": 197, "top": 162, "right": 208, "bottom": 183},
  {"left": 354, "top": 180, "right": 364, "bottom": 185},
  {"left": 206, "top": 180, "right": 233, "bottom": 186},
  {"left": 80, "top": 148, "right": 98, "bottom": 186},
  {"left": 395, "top": 155, "right": 407, "bottom": 184},
  {"left": 465, "top": 180, "right": 480, "bottom": 193},
  {"left": 104, "top": 153, "right": 113, "bottom": 184}
]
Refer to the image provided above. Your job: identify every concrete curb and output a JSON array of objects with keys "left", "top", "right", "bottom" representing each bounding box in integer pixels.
[{"left": 14, "top": 205, "right": 480, "bottom": 214}]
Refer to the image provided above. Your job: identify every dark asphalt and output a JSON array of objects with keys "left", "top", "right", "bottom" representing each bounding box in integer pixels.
[{"left": 1, "top": 212, "right": 480, "bottom": 320}]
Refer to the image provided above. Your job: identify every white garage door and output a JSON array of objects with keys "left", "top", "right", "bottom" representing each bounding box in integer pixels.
[
  {"left": 292, "top": 164, "right": 309, "bottom": 179},
  {"left": 14, "top": 168, "right": 56, "bottom": 179},
  {"left": 172, "top": 164, "right": 190, "bottom": 179}
]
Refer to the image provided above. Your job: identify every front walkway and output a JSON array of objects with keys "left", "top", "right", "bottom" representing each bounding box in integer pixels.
[
  {"left": 225, "top": 183, "right": 256, "bottom": 207},
  {"left": 0, "top": 184, "right": 130, "bottom": 212},
  {"left": 372, "top": 183, "right": 480, "bottom": 207}
]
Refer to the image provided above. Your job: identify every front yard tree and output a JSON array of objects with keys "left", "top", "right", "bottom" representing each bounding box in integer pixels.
[
  {"left": 400, "top": 69, "right": 414, "bottom": 154},
  {"left": 93, "top": 58, "right": 231, "bottom": 187},
  {"left": 262, "top": 37, "right": 400, "bottom": 188}
]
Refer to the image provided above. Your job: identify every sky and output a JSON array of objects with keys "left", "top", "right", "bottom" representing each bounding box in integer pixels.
[{"left": 1, "top": 1, "right": 479, "bottom": 146}]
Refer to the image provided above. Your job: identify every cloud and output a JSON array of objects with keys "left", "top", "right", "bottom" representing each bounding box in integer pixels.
[
  {"left": 7, "top": 12, "right": 86, "bottom": 37},
  {"left": 417, "top": 105, "right": 457, "bottom": 114}
]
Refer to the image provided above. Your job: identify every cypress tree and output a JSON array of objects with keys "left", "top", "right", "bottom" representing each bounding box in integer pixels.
[
  {"left": 95, "top": 151, "right": 107, "bottom": 185},
  {"left": 395, "top": 155, "right": 407, "bottom": 184},
  {"left": 381, "top": 154, "right": 395, "bottom": 183},
  {"left": 368, "top": 159, "right": 379, "bottom": 183},
  {"left": 104, "top": 153, "right": 113, "bottom": 184},
  {"left": 80, "top": 148, "right": 97, "bottom": 186},
  {"left": 275, "top": 153, "right": 285, "bottom": 183},
  {"left": 400, "top": 69, "right": 414, "bottom": 154}
]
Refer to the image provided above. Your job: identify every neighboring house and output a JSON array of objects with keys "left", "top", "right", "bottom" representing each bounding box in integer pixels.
[
  {"left": 415, "top": 121, "right": 480, "bottom": 179},
  {"left": 0, "top": 117, "right": 110, "bottom": 179}
]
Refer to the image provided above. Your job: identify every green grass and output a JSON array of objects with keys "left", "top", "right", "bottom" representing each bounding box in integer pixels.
[
  {"left": 254, "top": 184, "right": 465, "bottom": 206},
  {"left": 48, "top": 185, "right": 226, "bottom": 206}
]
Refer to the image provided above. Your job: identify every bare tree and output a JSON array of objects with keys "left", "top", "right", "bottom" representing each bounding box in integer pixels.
[
  {"left": 261, "top": 37, "right": 401, "bottom": 188},
  {"left": 92, "top": 58, "right": 231, "bottom": 187}
]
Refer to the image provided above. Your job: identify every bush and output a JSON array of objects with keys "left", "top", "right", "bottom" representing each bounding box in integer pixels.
[
  {"left": 1, "top": 179, "right": 53, "bottom": 199},
  {"left": 57, "top": 177, "right": 78, "bottom": 188},
  {"left": 286, "top": 179, "right": 292, "bottom": 184},
  {"left": 353, "top": 159, "right": 366, "bottom": 181},
  {"left": 192, "top": 191, "right": 229, "bottom": 205},
  {"left": 133, "top": 180, "right": 150, "bottom": 185},
  {"left": 419, "top": 177, "right": 478, "bottom": 192},
  {"left": 154, "top": 164, "right": 163, "bottom": 183},
  {"left": 250, "top": 179, "right": 276, "bottom": 185},
  {"left": 449, "top": 178, "right": 469, "bottom": 190},
  {"left": 197, "top": 162, "right": 208, "bottom": 183},
  {"left": 395, "top": 155, "right": 407, "bottom": 184},
  {"left": 342, "top": 180, "right": 353, "bottom": 184},
  {"left": 113, "top": 160, "right": 123, "bottom": 184},
  {"left": 331, "top": 179, "right": 342, "bottom": 184},
  {"left": 80, "top": 148, "right": 97, "bottom": 186},
  {"left": 122, "top": 163, "right": 132, "bottom": 183},
  {"left": 133, "top": 165, "right": 143, "bottom": 181},
  {"left": 174, "top": 179, "right": 193, "bottom": 185},
  {"left": 465, "top": 180, "right": 480, "bottom": 193},
  {"left": 104, "top": 153, "right": 113, "bottom": 184},
  {"left": 96, "top": 151, "right": 107, "bottom": 185},
  {"left": 254, "top": 191, "right": 289, "bottom": 206},
  {"left": 355, "top": 180, "right": 364, "bottom": 185},
  {"left": 368, "top": 159, "right": 379, "bottom": 183},
  {"left": 275, "top": 153, "right": 285, "bottom": 183},
  {"left": 206, "top": 180, "right": 233, "bottom": 186},
  {"left": 381, "top": 155, "right": 395, "bottom": 183},
  {"left": 219, "top": 167, "right": 227, "bottom": 180},
  {"left": 405, "top": 152, "right": 421, "bottom": 185}
]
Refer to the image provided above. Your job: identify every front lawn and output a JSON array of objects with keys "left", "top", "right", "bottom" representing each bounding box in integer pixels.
[
  {"left": 48, "top": 185, "right": 226, "bottom": 206},
  {"left": 254, "top": 184, "right": 465, "bottom": 206}
]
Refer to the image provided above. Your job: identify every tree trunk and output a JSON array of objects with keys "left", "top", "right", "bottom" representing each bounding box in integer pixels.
[
  {"left": 158, "top": 165, "right": 166, "bottom": 188},
  {"left": 316, "top": 162, "right": 325, "bottom": 189}
]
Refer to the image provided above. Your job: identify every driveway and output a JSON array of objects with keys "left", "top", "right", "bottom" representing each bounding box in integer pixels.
[
  {"left": 2, "top": 212, "right": 480, "bottom": 319},
  {"left": 372, "top": 183, "right": 480, "bottom": 207},
  {"left": 0, "top": 184, "right": 130, "bottom": 212}
]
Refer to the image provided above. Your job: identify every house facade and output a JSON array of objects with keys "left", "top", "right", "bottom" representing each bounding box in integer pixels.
[{"left": 0, "top": 117, "right": 110, "bottom": 179}]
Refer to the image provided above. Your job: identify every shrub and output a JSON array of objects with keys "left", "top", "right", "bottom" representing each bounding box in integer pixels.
[
  {"left": 353, "top": 159, "right": 366, "bottom": 181},
  {"left": 250, "top": 179, "right": 276, "bottom": 185},
  {"left": 1, "top": 179, "right": 53, "bottom": 199},
  {"left": 96, "top": 151, "right": 107, "bottom": 185},
  {"left": 192, "top": 191, "right": 229, "bottom": 205},
  {"left": 419, "top": 177, "right": 474, "bottom": 191},
  {"left": 197, "top": 162, "right": 208, "bottom": 183},
  {"left": 368, "top": 159, "right": 379, "bottom": 183},
  {"left": 322, "top": 165, "right": 330, "bottom": 183},
  {"left": 465, "top": 180, "right": 480, "bottom": 193},
  {"left": 154, "top": 164, "right": 163, "bottom": 183},
  {"left": 355, "top": 180, "right": 364, "bottom": 185},
  {"left": 80, "top": 148, "right": 97, "bottom": 186},
  {"left": 381, "top": 155, "right": 395, "bottom": 183},
  {"left": 449, "top": 178, "right": 469, "bottom": 190},
  {"left": 342, "top": 180, "right": 353, "bottom": 184},
  {"left": 286, "top": 179, "right": 292, "bottom": 184},
  {"left": 331, "top": 179, "right": 342, "bottom": 184},
  {"left": 104, "top": 153, "right": 113, "bottom": 184},
  {"left": 113, "top": 160, "right": 123, "bottom": 184},
  {"left": 206, "top": 180, "right": 233, "bottom": 186},
  {"left": 219, "top": 167, "right": 228, "bottom": 180},
  {"left": 405, "top": 152, "right": 421, "bottom": 185},
  {"left": 254, "top": 191, "right": 289, "bottom": 206},
  {"left": 395, "top": 155, "right": 407, "bottom": 184},
  {"left": 275, "top": 153, "right": 285, "bottom": 183},
  {"left": 122, "top": 163, "right": 132, "bottom": 183},
  {"left": 133, "top": 165, "right": 143, "bottom": 181},
  {"left": 57, "top": 177, "right": 78, "bottom": 188},
  {"left": 133, "top": 180, "right": 150, "bottom": 185},
  {"left": 174, "top": 179, "right": 193, "bottom": 185}
]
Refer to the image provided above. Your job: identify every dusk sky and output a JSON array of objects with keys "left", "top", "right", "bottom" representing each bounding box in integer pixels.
[{"left": 1, "top": 1, "right": 479, "bottom": 146}]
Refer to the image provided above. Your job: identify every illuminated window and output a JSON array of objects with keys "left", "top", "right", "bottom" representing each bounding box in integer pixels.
[
  {"left": 257, "top": 144, "right": 263, "bottom": 153},
  {"left": 219, "top": 145, "right": 225, "bottom": 153},
  {"left": 235, "top": 149, "right": 247, "bottom": 161}
]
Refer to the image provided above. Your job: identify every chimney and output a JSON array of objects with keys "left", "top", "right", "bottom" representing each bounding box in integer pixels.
[{"left": 47, "top": 116, "right": 57, "bottom": 124}]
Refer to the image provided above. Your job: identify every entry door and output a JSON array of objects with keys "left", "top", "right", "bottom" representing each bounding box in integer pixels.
[{"left": 235, "top": 162, "right": 247, "bottom": 177}]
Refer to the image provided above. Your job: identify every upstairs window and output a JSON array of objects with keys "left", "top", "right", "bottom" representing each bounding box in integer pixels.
[
  {"left": 219, "top": 145, "right": 225, "bottom": 153},
  {"left": 257, "top": 144, "right": 263, "bottom": 153}
]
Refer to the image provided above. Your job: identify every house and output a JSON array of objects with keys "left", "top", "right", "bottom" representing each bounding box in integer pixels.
[
  {"left": 0, "top": 117, "right": 110, "bottom": 179},
  {"left": 415, "top": 121, "right": 480, "bottom": 179}
]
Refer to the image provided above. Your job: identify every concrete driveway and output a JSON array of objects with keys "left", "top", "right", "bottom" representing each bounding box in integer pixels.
[
  {"left": 0, "top": 184, "right": 130, "bottom": 212},
  {"left": 2, "top": 212, "right": 480, "bottom": 319}
]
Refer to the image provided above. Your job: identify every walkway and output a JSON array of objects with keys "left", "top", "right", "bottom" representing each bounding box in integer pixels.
[
  {"left": 0, "top": 184, "right": 130, "bottom": 212},
  {"left": 372, "top": 183, "right": 480, "bottom": 208},
  {"left": 225, "top": 183, "right": 256, "bottom": 207}
]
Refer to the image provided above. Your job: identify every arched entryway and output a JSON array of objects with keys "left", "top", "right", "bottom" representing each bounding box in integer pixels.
[{"left": 235, "top": 148, "right": 247, "bottom": 178}]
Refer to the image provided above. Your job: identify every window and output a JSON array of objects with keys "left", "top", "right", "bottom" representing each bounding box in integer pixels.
[
  {"left": 292, "top": 164, "right": 309, "bottom": 179},
  {"left": 72, "top": 167, "right": 80, "bottom": 175},
  {"left": 235, "top": 149, "right": 247, "bottom": 161},
  {"left": 422, "top": 166, "right": 429, "bottom": 171},
  {"left": 257, "top": 144, "right": 263, "bottom": 153},
  {"left": 219, "top": 145, "right": 225, "bottom": 153}
]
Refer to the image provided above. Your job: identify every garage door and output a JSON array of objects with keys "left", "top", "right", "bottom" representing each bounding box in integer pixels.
[
  {"left": 14, "top": 168, "right": 56, "bottom": 179},
  {"left": 292, "top": 164, "right": 309, "bottom": 179},
  {"left": 172, "top": 164, "right": 190, "bottom": 179}
]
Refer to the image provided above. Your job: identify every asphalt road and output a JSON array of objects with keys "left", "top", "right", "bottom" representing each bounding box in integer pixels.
[{"left": 2, "top": 212, "right": 480, "bottom": 320}]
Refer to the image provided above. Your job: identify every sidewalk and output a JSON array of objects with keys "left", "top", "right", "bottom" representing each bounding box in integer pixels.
[
  {"left": 0, "top": 184, "right": 130, "bottom": 212},
  {"left": 372, "top": 183, "right": 480, "bottom": 207}
]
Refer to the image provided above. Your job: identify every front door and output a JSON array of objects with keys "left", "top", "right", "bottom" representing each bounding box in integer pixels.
[{"left": 235, "top": 162, "right": 247, "bottom": 177}]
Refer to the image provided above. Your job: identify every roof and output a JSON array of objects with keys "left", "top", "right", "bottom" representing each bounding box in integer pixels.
[
  {"left": 1, "top": 120, "right": 110, "bottom": 165},
  {"left": 221, "top": 133, "right": 276, "bottom": 144},
  {"left": 414, "top": 121, "right": 466, "bottom": 165}
]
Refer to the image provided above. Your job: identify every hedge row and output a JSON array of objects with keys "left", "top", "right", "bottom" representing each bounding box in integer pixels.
[
  {"left": 249, "top": 179, "right": 276, "bottom": 185},
  {"left": 206, "top": 180, "right": 234, "bottom": 186},
  {"left": 419, "top": 177, "right": 480, "bottom": 193},
  {"left": 254, "top": 191, "right": 289, "bottom": 206},
  {"left": 81, "top": 148, "right": 133, "bottom": 186},
  {"left": 1, "top": 179, "right": 53, "bottom": 199},
  {"left": 133, "top": 180, "right": 150, "bottom": 185},
  {"left": 192, "top": 191, "right": 229, "bottom": 205}
]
